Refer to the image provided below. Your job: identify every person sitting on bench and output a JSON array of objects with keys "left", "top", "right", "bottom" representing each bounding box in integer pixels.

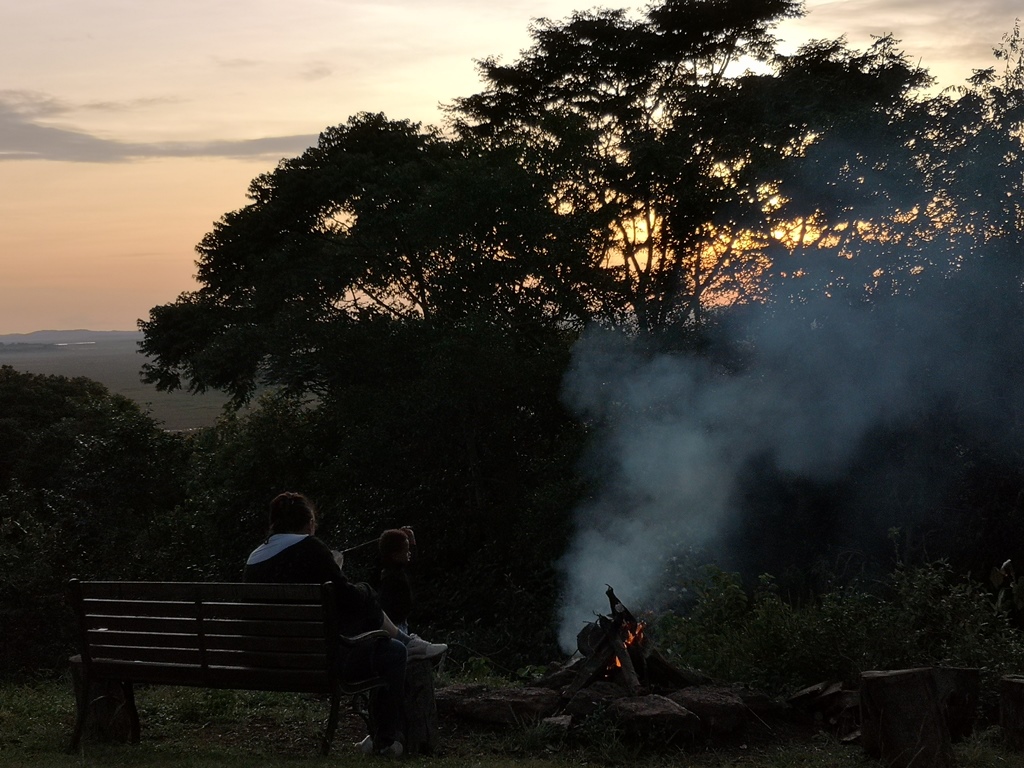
[{"left": 243, "top": 492, "right": 446, "bottom": 757}]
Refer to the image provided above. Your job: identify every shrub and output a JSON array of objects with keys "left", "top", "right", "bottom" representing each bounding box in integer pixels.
[
  {"left": 0, "top": 368, "right": 188, "bottom": 678},
  {"left": 655, "top": 560, "right": 1024, "bottom": 697}
]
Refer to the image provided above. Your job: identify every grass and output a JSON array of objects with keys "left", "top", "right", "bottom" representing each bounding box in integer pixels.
[{"left": 3, "top": 677, "right": 1024, "bottom": 767}]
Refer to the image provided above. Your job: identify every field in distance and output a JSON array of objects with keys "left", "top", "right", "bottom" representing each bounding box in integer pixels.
[{"left": 0, "top": 330, "right": 233, "bottom": 431}]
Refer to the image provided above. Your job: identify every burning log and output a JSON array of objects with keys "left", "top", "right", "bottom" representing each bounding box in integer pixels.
[
  {"left": 563, "top": 584, "right": 716, "bottom": 698},
  {"left": 605, "top": 583, "right": 637, "bottom": 624},
  {"left": 566, "top": 586, "right": 650, "bottom": 696},
  {"left": 609, "top": 632, "right": 641, "bottom": 693}
]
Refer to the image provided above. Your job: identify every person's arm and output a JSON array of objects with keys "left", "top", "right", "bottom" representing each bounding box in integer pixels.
[{"left": 381, "top": 612, "right": 401, "bottom": 638}]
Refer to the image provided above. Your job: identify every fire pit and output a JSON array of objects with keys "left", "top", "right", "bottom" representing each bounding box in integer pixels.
[
  {"left": 565, "top": 585, "right": 707, "bottom": 696},
  {"left": 567, "top": 585, "right": 649, "bottom": 694},
  {"left": 436, "top": 585, "right": 763, "bottom": 744}
]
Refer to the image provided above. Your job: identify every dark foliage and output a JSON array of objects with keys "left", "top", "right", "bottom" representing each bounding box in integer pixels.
[
  {"left": 8, "top": 3, "right": 1024, "bottom": 687},
  {"left": 0, "top": 367, "right": 188, "bottom": 678}
]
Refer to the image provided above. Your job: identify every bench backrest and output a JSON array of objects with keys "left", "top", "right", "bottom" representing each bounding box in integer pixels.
[{"left": 69, "top": 580, "right": 339, "bottom": 693}]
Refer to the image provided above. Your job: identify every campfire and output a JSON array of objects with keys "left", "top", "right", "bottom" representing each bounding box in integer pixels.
[
  {"left": 568, "top": 586, "right": 648, "bottom": 694},
  {"left": 563, "top": 585, "right": 698, "bottom": 696},
  {"left": 437, "top": 585, "right": 983, "bottom": 758},
  {"left": 436, "top": 585, "right": 762, "bottom": 746}
]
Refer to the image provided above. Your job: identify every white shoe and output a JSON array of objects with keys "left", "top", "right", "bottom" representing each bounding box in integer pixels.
[
  {"left": 406, "top": 637, "right": 447, "bottom": 659},
  {"left": 356, "top": 734, "right": 374, "bottom": 754}
]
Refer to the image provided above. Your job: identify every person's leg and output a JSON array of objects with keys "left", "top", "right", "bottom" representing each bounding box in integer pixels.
[
  {"left": 339, "top": 637, "right": 407, "bottom": 748},
  {"left": 368, "top": 637, "right": 407, "bottom": 748}
]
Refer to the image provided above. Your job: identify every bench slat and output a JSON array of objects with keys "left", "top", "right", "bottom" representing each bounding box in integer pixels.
[
  {"left": 89, "top": 631, "right": 325, "bottom": 654},
  {"left": 82, "top": 599, "right": 200, "bottom": 619},
  {"left": 82, "top": 600, "right": 324, "bottom": 622},
  {"left": 78, "top": 581, "right": 325, "bottom": 603},
  {"left": 84, "top": 615, "right": 327, "bottom": 638},
  {"left": 201, "top": 602, "right": 324, "bottom": 621},
  {"left": 89, "top": 645, "right": 328, "bottom": 670},
  {"left": 91, "top": 645, "right": 203, "bottom": 665},
  {"left": 204, "top": 649, "right": 328, "bottom": 670},
  {"left": 204, "top": 634, "right": 326, "bottom": 654},
  {"left": 86, "top": 630, "right": 198, "bottom": 649},
  {"left": 85, "top": 616, "right": 200, "bottom": 634},
  {"left": 85, "top": 659, "right": 333, "bottom": 693}
]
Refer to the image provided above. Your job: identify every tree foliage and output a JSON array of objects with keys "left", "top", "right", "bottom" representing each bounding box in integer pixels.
[
  {"left": 140, "top": 1, "right": 940, "bottom": 401},
  {"left": 118, "top": 1, "right": 1024, "bottom": 674},
  {"left": 0, "top": 367, "right": 188, "bottom": 677},
  {"left": 449, "top": 1, "right": 929, "bottom": 331},
  {"left": 141, "top": 113, "right": 605, "bottom": 404}
]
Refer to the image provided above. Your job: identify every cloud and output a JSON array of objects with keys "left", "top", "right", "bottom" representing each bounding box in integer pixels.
[
  {"left": 299, "top": 61, "right": 334, "bottom": 81},
  {"left": 777, "top": 0, "right": 1021, "bottom": 88},
  {"left": 0, "top": 91, "right": 317, "bottom": 163},
  {"left": 212, "top": 56, "right": 265, "bottom": 70}
]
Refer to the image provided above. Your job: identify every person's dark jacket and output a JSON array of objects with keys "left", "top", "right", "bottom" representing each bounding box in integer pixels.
[
  {"left": 243, "top": 536, "right": 384, "bottom": 636},
  {"left": 378, "top": 564, "right": 413, "bottom": 628}
]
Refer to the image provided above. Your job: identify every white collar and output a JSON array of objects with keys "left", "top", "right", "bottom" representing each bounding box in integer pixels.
[{"left": 246, "top": 533, "right": 309, "bottom": 565}]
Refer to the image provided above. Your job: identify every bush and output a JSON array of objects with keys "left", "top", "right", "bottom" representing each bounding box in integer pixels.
[
  {"left": 655, "top": 560, "right": 1024, "bottom": 697},
  {"left": 0, "top": 368, "right": 188, "bottom": 678}
]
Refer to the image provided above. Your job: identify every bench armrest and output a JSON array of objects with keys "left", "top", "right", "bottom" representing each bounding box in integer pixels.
[{"left": 338, "top": 629, "right": 390, "bottom": 646}]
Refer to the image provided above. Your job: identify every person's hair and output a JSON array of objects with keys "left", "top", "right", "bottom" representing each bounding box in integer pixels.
[
  {"left": 379, "top": 529, "right": 411, "bottom": 560},
  {"left": 268, "top": 492, "right": 317, "bottom": 535}
]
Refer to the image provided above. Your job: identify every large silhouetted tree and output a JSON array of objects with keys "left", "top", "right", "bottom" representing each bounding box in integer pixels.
[
  {"left": 449, "top": 0, "right": 929, "bottom": 333},
  {"left": 142, "top": 1, "right": 935, "bottom": 399},
  {"left": 141, "top": 113, "right": 604, "bottom": 403}
]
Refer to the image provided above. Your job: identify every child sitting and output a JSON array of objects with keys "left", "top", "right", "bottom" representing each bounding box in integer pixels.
[{"left": 378, "top": 527, "right": 416, "bottom": 636}]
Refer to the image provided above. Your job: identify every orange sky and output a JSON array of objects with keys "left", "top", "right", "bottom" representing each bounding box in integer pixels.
[{"left": 0, "top": 0, "right": 1017, "bottom": 334}]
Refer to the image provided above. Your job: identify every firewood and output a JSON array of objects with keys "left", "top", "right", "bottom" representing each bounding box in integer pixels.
[{"left": 610, "top": 634, "right": 641, "bottom": 693}]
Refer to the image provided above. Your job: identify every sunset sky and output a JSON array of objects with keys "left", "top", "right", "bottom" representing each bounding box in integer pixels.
[{"left": 1, "top": 0, "right": 1019, "bottom": 335}]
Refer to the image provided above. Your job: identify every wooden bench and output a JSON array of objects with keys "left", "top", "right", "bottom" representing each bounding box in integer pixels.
[{"left": 67, "top": 579, "right": 389, "bottom": 755}]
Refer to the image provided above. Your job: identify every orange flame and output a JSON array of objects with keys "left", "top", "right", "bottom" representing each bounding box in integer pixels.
[{"left": 613, "top": 620, "right": 646, "bottom": 667}]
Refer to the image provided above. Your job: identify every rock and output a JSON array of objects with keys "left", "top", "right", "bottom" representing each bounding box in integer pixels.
[
  {"left": 563, "top": 680, "right": 630, "bottom": 718},
  {"left": 609, "top": 694, "right": 701, "bottom": 741},
  {"left": 535, "top": 657, "right": 586, "bottom": 690},
  {"left": 667, "top": 685, "right": 747, "bottom": 737},
  {"left": 731, "top": 685, "right": 790, "bottom": 719},
  {"left": 542, "top": 714, "right": 573, "bottom": 732},
  {"left": 447, "top": 686, "right": 562, "bottom": 726},
  {"left": 434, "top": 682, "right": 490, "bottom": 715}
]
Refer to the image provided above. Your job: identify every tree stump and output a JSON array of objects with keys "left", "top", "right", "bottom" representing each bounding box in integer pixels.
[
  {"left": 403, "top": 658, "right": 439, "bottom": 755},
  {"left": 1000, "top": 675, "right": 1024, "bottom": 751},
  {"left": 933, "top": 667, "right": 979, "bottom": 741},
  {"left": 69, "top": 666, "right": 134, "bottom": 745},
  {"left": 860, "top": 668, "right": 954, "bottom": 768}
]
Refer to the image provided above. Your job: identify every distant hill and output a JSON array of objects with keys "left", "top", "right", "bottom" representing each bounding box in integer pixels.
[
  {"left": 0, "top": 329, "right": 141, "bottom": 345},
  {"left": 0, "top": 330, "right": 232, "bottom": 431}
]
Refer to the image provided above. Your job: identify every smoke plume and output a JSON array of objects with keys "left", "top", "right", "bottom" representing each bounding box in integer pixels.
[{"left": 555, "top": 257, "right": 1024, "bottom": 652}]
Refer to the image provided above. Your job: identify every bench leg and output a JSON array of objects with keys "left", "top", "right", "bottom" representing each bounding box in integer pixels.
[
  {"left": 352, "top": 690, "right": 374, "bottom": 730},
  {"left": 122, "top": 682, "right": 140, "bottom": 744},
  {"left": 322, "top": 690, "right": 341, "bottom": 756},
  {"left": 68, "top": 667, "right": 89, "bottom": 753}
]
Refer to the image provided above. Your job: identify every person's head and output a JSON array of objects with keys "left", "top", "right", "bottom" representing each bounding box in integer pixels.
[
  {"left": 268, "top": 492, "right": 317, "bottom": 536},
  {"left": 379, "top": 528, "right": 412, "bottom": 565}
]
